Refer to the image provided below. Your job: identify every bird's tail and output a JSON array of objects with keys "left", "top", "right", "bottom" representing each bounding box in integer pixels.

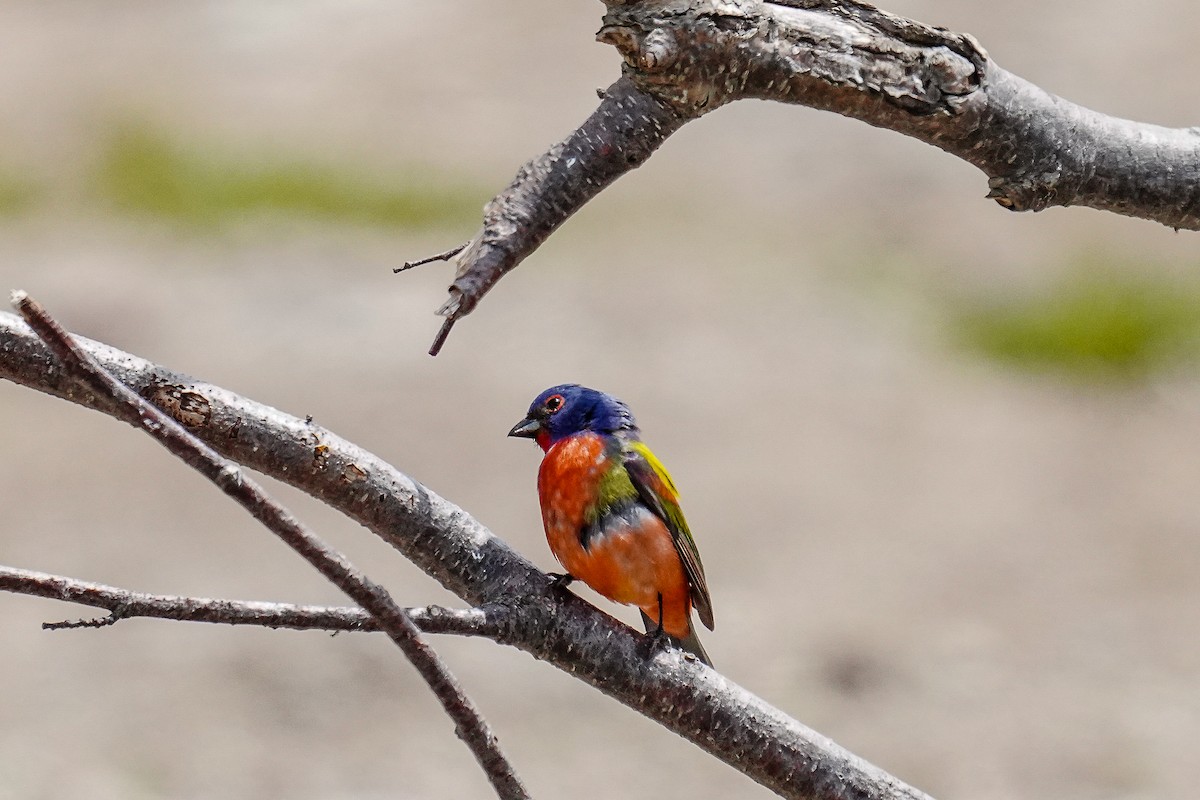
[{"left": 639, "top": 611, "right": 712, "bottom": 667}]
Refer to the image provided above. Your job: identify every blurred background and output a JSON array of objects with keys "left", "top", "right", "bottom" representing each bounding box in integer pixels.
[{"left": 1, "top": 2, "right": 1198, "bottom": 799}]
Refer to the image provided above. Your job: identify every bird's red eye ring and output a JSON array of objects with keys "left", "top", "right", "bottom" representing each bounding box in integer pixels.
[{"left": 544, "top": 394, "right": 565, "bottom": 413}]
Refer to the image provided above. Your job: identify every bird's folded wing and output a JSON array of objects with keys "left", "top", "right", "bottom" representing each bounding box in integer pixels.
[{"left": 623, "top": 441, "right": 714, "bottom": 630}]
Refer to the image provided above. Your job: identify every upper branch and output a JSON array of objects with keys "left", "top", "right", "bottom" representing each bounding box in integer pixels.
[
  {"left": 423, "top": 76, "right": 686, "bottom": 354},
  {"left": 0, "top": 312, "right": 930, "bottom": 800},
  {"left": 410, "top": 0, "right": 1199, "bottom": 353},
  {"left": 602, "top": 0, "right": 1200, "bottom": 225}
]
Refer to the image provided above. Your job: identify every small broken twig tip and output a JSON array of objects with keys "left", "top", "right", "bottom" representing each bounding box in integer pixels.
[
  {"left": 394, "top": 242, "right": 469, "bottom": 274},
  {"left": 428, "top": 317, "right": 457, "bottom": 357},
  {"left": 44, "top": 610, "right": 123, "bottom": 631}
]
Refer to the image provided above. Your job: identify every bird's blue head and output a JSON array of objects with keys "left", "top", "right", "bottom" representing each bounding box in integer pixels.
[{"left": 508, "top": 384, "right": 637, "bottom": 452}]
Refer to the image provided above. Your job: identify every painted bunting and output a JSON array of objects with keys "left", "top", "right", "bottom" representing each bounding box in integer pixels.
[{"left": 509, "top": 384, "right": 714, "bottom": 665}]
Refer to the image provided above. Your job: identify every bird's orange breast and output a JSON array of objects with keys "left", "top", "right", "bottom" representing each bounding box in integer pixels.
[
  {"left": 537, "top": 434, "right": 693, "bottom": 639},
  {"left": 537, "top": 433, "right": 608, "bottom": 568}
]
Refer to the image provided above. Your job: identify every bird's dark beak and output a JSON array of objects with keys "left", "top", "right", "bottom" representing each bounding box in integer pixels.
[{"left": 508, "top": 417, "right": 541, "bottom": 439}]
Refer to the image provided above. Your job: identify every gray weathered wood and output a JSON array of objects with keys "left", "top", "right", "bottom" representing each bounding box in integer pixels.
[
  {"left": 1, "top": 311, "right": 932, "bottom": 800},
  {"left": 420, "top": 0, "right": 1199, "bottom": 353}
]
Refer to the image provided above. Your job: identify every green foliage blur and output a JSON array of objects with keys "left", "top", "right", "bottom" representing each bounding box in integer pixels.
[
  {"left": 954, "top": 266, "right": 1200, "bottom": 380},
  {"left": 0, "top": 172, "right": 36, "bottom": 216},
  {"left": 94, "top": 124, "right": 484, "bottom": 229},
  {"left": 10, "top": 122, "right": 1200, "bottom": 386}
]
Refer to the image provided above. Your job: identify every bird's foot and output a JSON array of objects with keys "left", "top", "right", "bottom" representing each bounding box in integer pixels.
[
  {"left": 547, "top": 572, "right": 575, "bottom": 590},
  {"left": 639, "top": 626, "right": 673, "bottom": 660}
]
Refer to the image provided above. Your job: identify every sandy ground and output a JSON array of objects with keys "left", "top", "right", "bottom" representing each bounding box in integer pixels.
[{"left": 1, "top": 2, "right": 1199, "bottom": 799}]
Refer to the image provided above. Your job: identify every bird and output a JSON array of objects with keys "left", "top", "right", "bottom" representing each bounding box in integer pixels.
[{"left": 509, "top": 384, "right": 714, "bottom": 665}]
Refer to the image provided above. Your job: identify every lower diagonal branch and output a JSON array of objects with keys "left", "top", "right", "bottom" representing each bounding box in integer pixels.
[
  {"left": 9, "top": 292, "right": 529, "bottom": 800},
  {"left": 0, "top": 310, "right": 932, "bottom": 800}
]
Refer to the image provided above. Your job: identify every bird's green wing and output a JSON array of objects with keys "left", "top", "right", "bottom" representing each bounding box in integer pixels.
[{"left": 623, "top": 440, "right": 714, "bottom": 630}]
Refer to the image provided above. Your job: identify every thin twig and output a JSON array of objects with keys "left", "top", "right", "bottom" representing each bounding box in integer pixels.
[
  {"left": 393, "top": 241, "right": 467, "bottom": 354},
  {"left": 47, "top": 608, "right": 124, "bottom": 630},
  {"left": 0, "top": 564, "right": 500, "bottom": 636},
  {"left": 393, "top": 242, "right": 468, "bottom": 274},
  {"left": 9, "top": 291, "right": 529, "bottom": 800}
]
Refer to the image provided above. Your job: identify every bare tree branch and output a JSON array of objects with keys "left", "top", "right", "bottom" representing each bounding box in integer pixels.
[
  {"left": 0, "top": 311, "right": 932, "bottom": 800},
  {"left": 409, "top": 0, "right": 1200, "bottom": 353},
  {"left": 415, "top": 77, "right": 685, "bottom": 354},
  {"left": 8, "top": 293, "right": 529, "bottom": 800},
  {"left": 0, "top": 565, "right": 498, "bottom": 636}
]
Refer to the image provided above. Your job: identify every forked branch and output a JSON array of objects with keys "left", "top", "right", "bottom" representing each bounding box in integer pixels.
[
  {"left": 0, "top": 309, "right": 931, "bottom": 800},
  {"left": 9, "top": 292, "right": 529, "bottom": 800},
  {"left": 407, "top": 0, "right": 1200, "bottom": 353}
]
